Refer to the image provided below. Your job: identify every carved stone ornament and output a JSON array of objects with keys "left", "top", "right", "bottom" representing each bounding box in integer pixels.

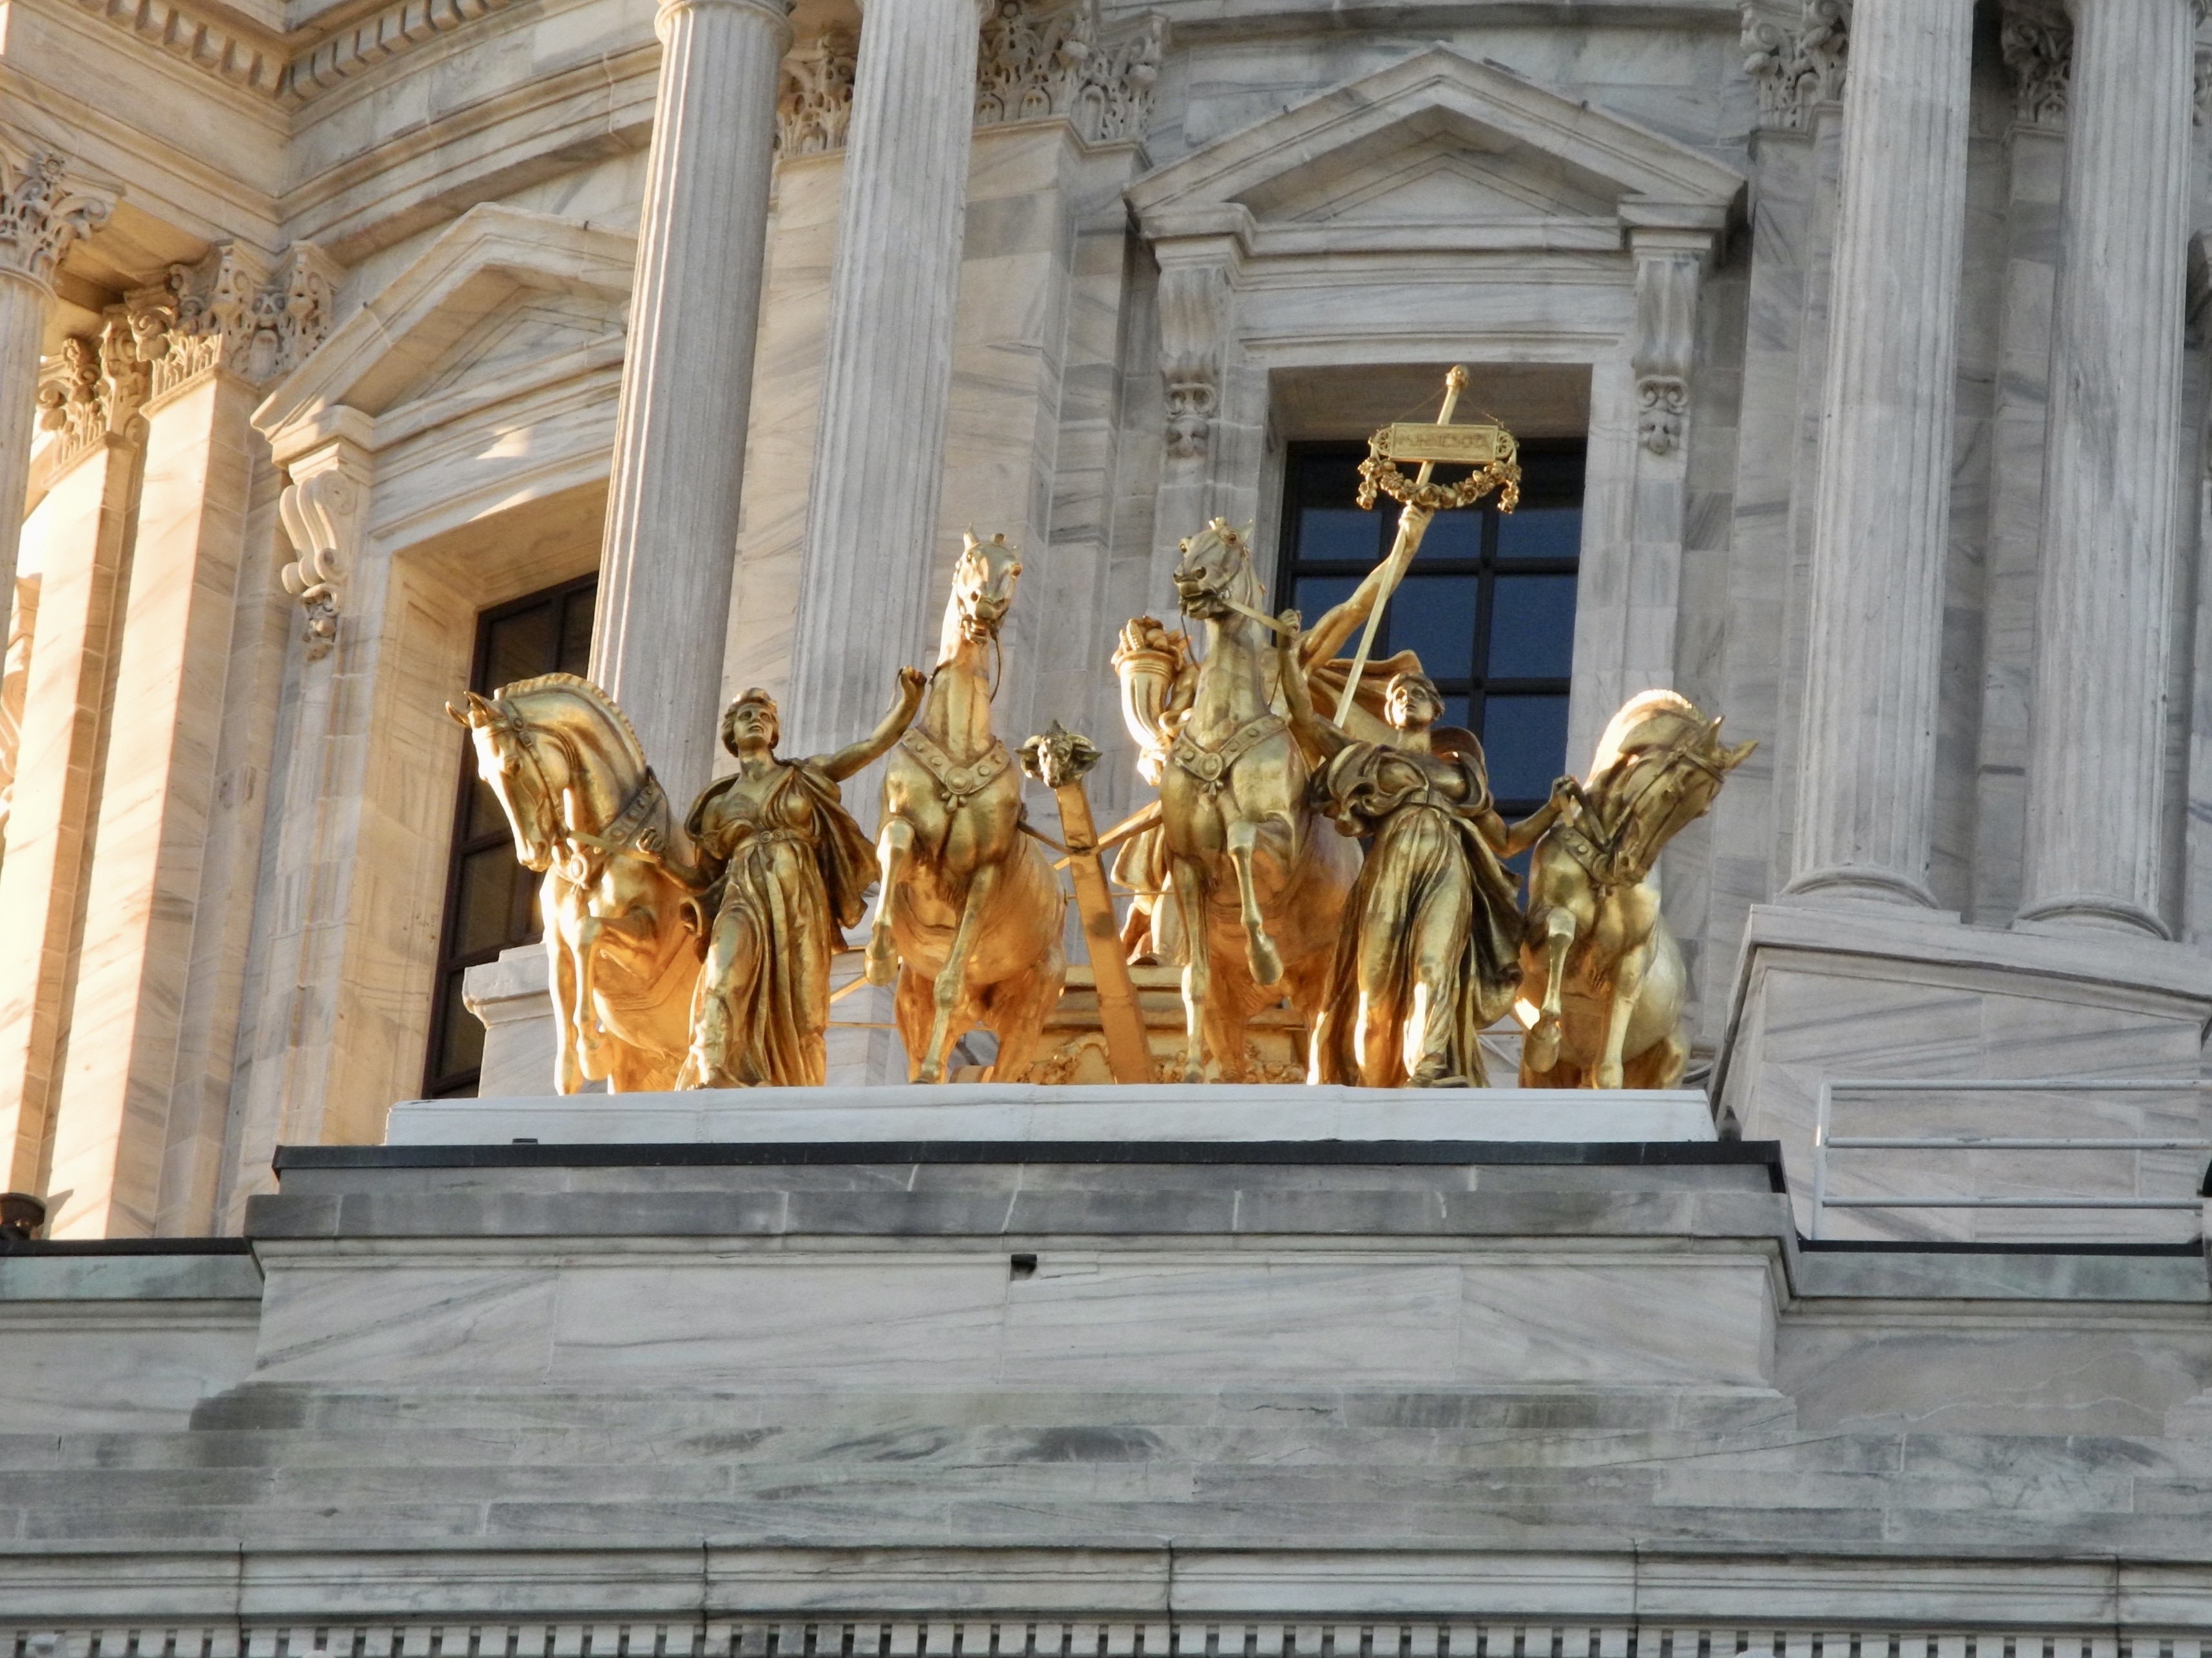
[
  {"left": 35, "top": 313, "right": 151, "bottom": 473},
  {"left": 278, "top": 441, "right": 371, "bottom": 660},
  {"left": 775, "top": 30, "right": 857, "bottom": 157},
  {"left": 1740, "top": 0, "right": 1850, "bottom": 133},
  {"left": 1631, "top": 244, "right": 1704, "bottom": 458},
  {"left": 1155, "top": 262, "right": 1230, "bottom": 463},
  {"left": 975, "top": 0, "right": 1165, "bottom": 145},
  {"left": 1999, "top": 15, "right": 2070, "bottom": 129},
  {"left": 128, "top": 241, "right": 340, "bottom": 400},
  {"left": 0, "top": 139, "right": 115, "bottom": 289}
]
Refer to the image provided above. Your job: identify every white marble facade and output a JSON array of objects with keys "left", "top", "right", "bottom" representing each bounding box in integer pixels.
[{"left": 0, "top": 0, "right": 2211, "bottom": 1242}]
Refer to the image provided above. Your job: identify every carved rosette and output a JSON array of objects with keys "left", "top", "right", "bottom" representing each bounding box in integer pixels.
[
  {"left": 128, "top": 241, "right": 339, "bottom": 401},
  {"left": 1740, "top": 0, "right": 1851, "bottom": 132},
  {"left": 277, "top": 438, "right": 372, "bottom": 660},
  {"left": 0, "top": 139, "right": 115, "bottom": 289},
  {"left": 776, "top": 30, "right": 857, "bottom": 157}
]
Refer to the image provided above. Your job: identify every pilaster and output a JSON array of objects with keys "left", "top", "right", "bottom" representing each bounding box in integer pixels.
[
  {"left": 0, "top": 323, "right": 144, "bottom": 1200},
  {"left": 40, "top": 244, "right": 338, "bottom": 1237}
]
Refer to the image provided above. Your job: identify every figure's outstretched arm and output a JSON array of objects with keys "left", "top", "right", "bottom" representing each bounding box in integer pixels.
[
  {"left": 1495, "top": 775, "right": 1582, "bottom": 856},
  {"left": 1277, "top": 610, "right": 1352, "bottom": 762},
  {"left": 819, "top": 665, "right": 929, "bottom": 780},
  {"left": 1295, "top": 505, "right": 1435, "bottom": 668}
]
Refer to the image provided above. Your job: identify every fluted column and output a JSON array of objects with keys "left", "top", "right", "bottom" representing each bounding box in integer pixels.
[
  {"left": 2017, "top": 0, "right": 2196, "bottom": 936},
  {"left": 783, "top": 0, "right": 984, "bottom": 758},
  {"left": 589, "top": 0, "right": 792, "bottom": 807},
  {"left": 0, "top": 139, "right": 113, "bottom": 617},
  {"left": 1786, "top": 0, "right": 1974, "bottom": 905}
]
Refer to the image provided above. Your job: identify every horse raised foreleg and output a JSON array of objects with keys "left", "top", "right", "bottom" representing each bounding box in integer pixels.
[
  {"left": 1526, "top": 905, "right": 1577, "bottom": 1075},
  {"left": 1170, "top": 856, "right": 1212, "bottom": 1083},
  {"left": 918, "top": 862, "right": 998, "bottom": 1084},
  {"left": 865, "top": 815, "right": 915, "bottom": 988},
  {"left": 1598, "top": 936, "right": 1651, "bottom": 1091},
  {"left": 1225, "top": 816, "right": 1283, "bottom": 987}
]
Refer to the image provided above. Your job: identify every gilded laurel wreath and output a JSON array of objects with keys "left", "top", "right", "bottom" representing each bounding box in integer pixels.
[{"left": 1354, "top": 427, "right": 1524, "bottom": 516}]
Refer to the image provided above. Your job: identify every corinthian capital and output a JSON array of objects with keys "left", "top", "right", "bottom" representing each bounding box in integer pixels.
[
  {"left": 1740, "top": 0, "right": 1850, "bottom": 133},
  {"left": 0, "top": 135, "right": 117, "bottom": 290},
  {"left": 129, "top": 240, "right": 342, "bottom": 400},
  {"left": 1999, "top": 8, "right": 2071, "bottom": 130}
]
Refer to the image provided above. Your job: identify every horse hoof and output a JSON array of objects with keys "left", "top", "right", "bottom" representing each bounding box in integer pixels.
[
  {"left": 1526, "top": 1019, "right": 1560, "bottom": 1072},
  {"left": 1248, "top": 932, "right": 1283, "bottom": 987},
  {"left": 1596, "top": 1063, "right": 1625, "bottom": 1090},
  {"left": 916, "top": 1062, "right": 944, "bottom": 1085},
  {"left": 864, "top": 938, "right": 898, "bottom": 987}
]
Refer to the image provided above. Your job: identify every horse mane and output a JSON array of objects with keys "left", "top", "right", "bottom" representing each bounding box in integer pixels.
[
  {"left": 497, "top": 671, "right": 650, "bottom": 768},
  {"left": 1587, "top": 688, "right": 1702, "bottom": 784}
]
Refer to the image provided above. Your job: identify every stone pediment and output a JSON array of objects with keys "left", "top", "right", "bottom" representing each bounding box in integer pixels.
[
  {"left": 1128, "top": 45, "right": 1744, "bottom": 256},
  {"left": 255, "top": 203, "right": 635, "bottom": 451}
]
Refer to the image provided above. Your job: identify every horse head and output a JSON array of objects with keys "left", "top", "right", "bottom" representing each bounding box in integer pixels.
[
  {"left": 446, "top": 673, "right": 651, "bottom": 874},
  {"left": 1172, "top": 519, "right": 1264, "bottom": 626},
  {"left": 948, "top": 530, "right": 1023, "bottom": 647},
  {"left": 1583, "top": 690, "right": 1755, "bottom": 879}
]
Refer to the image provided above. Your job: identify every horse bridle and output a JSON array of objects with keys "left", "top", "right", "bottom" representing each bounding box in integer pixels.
[{"left": 487, "top": 694, "right": 666, "bottom": 880}]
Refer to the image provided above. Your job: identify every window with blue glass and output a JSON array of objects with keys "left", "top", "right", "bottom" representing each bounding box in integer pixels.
[{"left": 1277, "top": 439, "right": 1584, "bottom": 817}]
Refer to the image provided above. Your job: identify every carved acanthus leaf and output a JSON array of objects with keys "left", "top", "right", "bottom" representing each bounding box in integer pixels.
[
  {"left": 0, "top": 140, "right": 115, "bottom": 289},
  {"left": 777, "top": 31, "right": 857, "bottom": 158},
  {"left": 34, "top": 314, "right": 150, "bottom": 473},
  {"left": 1999, "top": 17, "right": 2070, "bottom": 129},
  {"left": 976, "top": 0, "right": 1164, "bottom": 145},
  {"left": 1740, "top": 0, "right": 1850, "bottom": 133},
  {"left": 130, "top": 242, "right": 341, "bottom": 399}
]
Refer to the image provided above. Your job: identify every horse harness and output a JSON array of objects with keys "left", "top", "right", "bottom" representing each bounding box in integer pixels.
[
  {"left": 1169, "top": 713, "right": 1286, "bottom": 796},
  {"left": 1551, "top": 743, "right": 1726, "bottom": 898},
  {"left": 900, "top": 727, "right": 1013, "bottom": 811},
  {"left": 558, "top": 766, "right": 670, "bottom": 886}
]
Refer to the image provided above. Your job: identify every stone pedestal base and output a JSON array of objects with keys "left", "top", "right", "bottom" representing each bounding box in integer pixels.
[{"left": 1716, "top": 901, "right": 2212, "bottom": 1240}]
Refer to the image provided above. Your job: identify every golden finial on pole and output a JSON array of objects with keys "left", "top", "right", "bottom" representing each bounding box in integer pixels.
[{"left": 1331, "top": 365, "right": 1521, "bottom": 724}]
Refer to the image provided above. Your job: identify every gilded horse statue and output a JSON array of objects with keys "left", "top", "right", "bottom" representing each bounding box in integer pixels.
[
  {"left": 862, "top": 532, "right": 1066, "bottom": 1083},
  {"left": 1123, "top": 521, "right": 1361, "bottom": 1082},
  {"left": 449, "top": 673, "right": 704, "bottom": 1092},
  {"left": 1520, "top": 690, "right": 1753, "bottom": 1090}
]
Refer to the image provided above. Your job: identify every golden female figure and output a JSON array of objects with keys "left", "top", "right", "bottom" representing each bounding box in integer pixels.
[
  {"left": 1279, "top": 613, "right": 1569, "bottom": 1088},
  {"left": 677, "top": 671, "right": 926, "bottom": 1088}
]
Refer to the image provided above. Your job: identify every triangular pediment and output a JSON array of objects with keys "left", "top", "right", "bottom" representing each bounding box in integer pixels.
[
  {"left": 1129, "top": 46, "right": 1743, "bottom": 249},
  {"left": 255, "top": 204, "right": 635, "bottom": 445}
]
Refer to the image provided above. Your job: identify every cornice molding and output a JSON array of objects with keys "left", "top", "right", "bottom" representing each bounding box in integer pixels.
[{"left": 59, "top": 0, "right": 520, "bottom": 110}]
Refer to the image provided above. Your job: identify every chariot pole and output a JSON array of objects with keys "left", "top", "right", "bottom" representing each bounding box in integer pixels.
[{"left": 1019, "top": 724, "right": 1154, "bottom": 1085}]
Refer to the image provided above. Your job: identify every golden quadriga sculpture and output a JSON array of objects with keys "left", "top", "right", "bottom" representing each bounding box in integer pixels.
[
  {"left": 1276, "top": 613, "right": 1573, "bottom": 1088},
  {"left": 1518, "top": 691, "right": 1754, "bottom": 1090},
  {"left": 452, "top": 666, "right": 924, "bottom": 1092},
  {"left": 860, "top": 532, "right": 1068, "bottom": 1083}
]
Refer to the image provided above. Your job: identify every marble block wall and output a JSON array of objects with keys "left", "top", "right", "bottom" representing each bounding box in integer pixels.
[{"left": 1717, "top": 902, "right": 2212, "bottom": 1240}]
